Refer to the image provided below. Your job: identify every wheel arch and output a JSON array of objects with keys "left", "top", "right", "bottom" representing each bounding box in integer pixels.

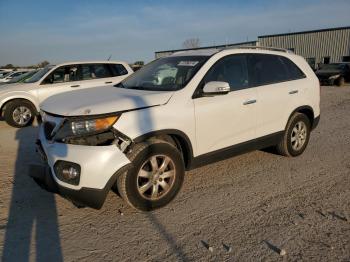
[
  {"left": 0, "top": 97, "right": 39, "bottom": 116},
  {"left": 133, "top": 129, "right": 194, "bottom": 170},
  {"left": 286, "top": 106, "right": 314, "bottom": 130}
]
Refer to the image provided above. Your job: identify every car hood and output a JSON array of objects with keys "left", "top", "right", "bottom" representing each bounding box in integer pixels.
[
  {"left": 0, "top": 82, "right": 35, "bottom": 94},
  {"left": 41, "top": 85, "right": 174, "bottom": 116}
]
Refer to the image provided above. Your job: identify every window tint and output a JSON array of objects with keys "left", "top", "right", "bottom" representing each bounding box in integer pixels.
[
  {"left": 204, "top": 54, "right": 249, "bottom": 91},
  {"left": 42, "top": 65, "right": 79, "bottom": 84},
  {"left": 248, "top": 54, "right": 304, "bottom": 86},
  {"left": 92, "top": 64, "right": 112, "bottom": 78},
  {"left": 80, "top": 64, "right": 112, "bottom": 80},
  {"left": 109, "top": 64, "right": 128, "bottom": 76},
  {"left": 280, "top": 56, "right": 305, "bottom": 80}
]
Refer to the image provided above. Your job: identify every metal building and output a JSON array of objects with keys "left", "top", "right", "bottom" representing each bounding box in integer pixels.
[
  {"left": 155, "top": 26, "right": 350, "bottom": 69},
  {"left": 258, "top": 26, "right": 350, "bottom": 69}
]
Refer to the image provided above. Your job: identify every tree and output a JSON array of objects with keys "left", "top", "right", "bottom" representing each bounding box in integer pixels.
[
  {"left": 182, "top": 38, "right": 200, "bottom": 49},
  {"left": 134, "top": 61, "right": 144, "bottom": 66},
  {"left": 4, "top": 64, "right": 14, "bottom": 69},
  {"left": 38, "top": 61, "right": 50, "bottom": 68}
]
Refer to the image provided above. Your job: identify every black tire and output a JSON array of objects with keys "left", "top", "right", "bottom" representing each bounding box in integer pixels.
[
  {"left": 336, "top": 76, "right": 345, "bottom": 87},
  {"left": 117, "top": 139, "right": 185, "bottom": 211},
  {"left": 275, "top": 113, "right": 311, "bottom": 157},
  {"left": 3, "top": 99, "right": 36, "bottom": 128}
]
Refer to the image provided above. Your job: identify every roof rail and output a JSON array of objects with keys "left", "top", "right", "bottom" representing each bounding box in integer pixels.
[{"left": 220, "top": 45, "right": 294, "bottom": 53}]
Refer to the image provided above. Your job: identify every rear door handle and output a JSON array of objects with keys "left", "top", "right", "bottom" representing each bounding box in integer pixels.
[
  {"left": 105, "top": 81, "right": 113, "bottom": 84},
  {"left": 243, "top": 99, "right": 257, "bottom": 105},
  {"left": 289, "top": 90, "right": 298, "bottom": 94},
  {"left": 70, "top": 85, "right": 80, "bottom": 88}
]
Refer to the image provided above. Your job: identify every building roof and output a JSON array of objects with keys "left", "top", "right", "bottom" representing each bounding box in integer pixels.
[
  {"left": 155, "top": 26, "right": 350, "bottom": 55},
  {"left": 259, "top": 26, "right": 350, "bottom": 38}
]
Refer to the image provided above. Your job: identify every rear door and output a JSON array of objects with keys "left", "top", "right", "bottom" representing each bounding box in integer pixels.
[
  {"left": 194, "top": 54, "right": 258, "bottom": 155},
  {"left": 248, "top": 54, "right": 306, "bottom": 137},
  {"left": 79, "top": 63, "right": 129, "bottom": 88}
]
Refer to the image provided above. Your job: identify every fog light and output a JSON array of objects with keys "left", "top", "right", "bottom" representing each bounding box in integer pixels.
[{"left": 54, "top": 161, "right": 81, "bottom": 185}]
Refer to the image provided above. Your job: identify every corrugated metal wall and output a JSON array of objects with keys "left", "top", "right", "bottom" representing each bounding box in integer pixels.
[{"left": 258, "top": 28, "right": 350, "bottom": 67}]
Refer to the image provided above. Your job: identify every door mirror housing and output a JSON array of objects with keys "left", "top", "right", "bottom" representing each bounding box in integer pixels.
[{"left": 202, "top": 81, "right": 230, "bottom": 96}]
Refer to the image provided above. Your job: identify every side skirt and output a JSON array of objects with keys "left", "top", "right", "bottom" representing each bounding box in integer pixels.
[{"left": 190, "top": 131, "right": 284, "bottom": 169}]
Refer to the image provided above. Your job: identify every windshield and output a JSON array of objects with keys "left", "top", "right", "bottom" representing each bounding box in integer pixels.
[
  {"left": 0, "top": 71, "right": 12, "bottom": 79},
  {"left": 24, "top": 66, "right": 54, "bottom": 83},
  {"left": 7, "top": 70, "right": 38, "bottom": 83},
  {"left": 118, "top": 56, "right": 209, "bottom": 91},
  {"left": 320, "top": 63, "right": 346, "bottom": 71}
]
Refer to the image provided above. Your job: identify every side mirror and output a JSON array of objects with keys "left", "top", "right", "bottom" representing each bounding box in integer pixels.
[{"left": 203, "top": 81, "right": 230, "bottom": 96}]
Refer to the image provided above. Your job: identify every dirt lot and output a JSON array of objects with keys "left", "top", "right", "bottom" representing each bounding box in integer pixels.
[{"left": 0, "top": 86, "right": 349, "bottom": 261}]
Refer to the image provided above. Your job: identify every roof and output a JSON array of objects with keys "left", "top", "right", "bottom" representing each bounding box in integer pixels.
[
  {"left": 170, "top": 48, "right": 219, "bottom": 57},
  {"left": 55, "top": 60, "right": 128, "bottom": 66},
  {"left": 155, "top": 41, "right": 257, "bottom": 54},
  {"left": 259, "top": 26, "right": 350, "bottom": 38}
]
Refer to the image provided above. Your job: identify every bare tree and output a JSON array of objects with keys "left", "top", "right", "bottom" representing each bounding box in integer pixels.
[{"left": 182, "top": 38, "right": 200, "bottom": 49}]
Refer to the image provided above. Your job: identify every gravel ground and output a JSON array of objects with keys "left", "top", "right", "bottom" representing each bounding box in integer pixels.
[{"left": 0, "top": 86, "right": 349, "bottom": 262}]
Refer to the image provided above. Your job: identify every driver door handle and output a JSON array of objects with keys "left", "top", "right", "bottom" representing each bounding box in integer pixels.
[
  {"left": 289, "top": 90, "right": 298, "bottom": 94},
  {"left": 105, "top": 81, "right": 113, "bottom": 84},
  {"left": 71, "top": 85, "right": 80, "bottom": 88},
  {"left": 243, "top": 99, "right": 257, "bottom": 105}
]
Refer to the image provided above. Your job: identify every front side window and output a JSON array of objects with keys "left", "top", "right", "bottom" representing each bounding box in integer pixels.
[
  {"left": 41, "top": 65, "right": 80, "bottom": 85},
  {"left": 203, "top": 54, "right": 249, "bottom": 91},
  {"left": 118, "top": 56, "right": 208, "bottom": 91}
]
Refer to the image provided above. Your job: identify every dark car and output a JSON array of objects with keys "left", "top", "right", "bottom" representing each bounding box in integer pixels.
[{"left": 316, "top": 63, "right": 350, "bottom": 86}]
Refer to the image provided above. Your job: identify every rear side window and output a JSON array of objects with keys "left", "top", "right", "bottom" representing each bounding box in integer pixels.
[
  {"left": 204, "top": 54, "right": 249, "bottom": 91},
  {"left": 248, "top": 54, "right": 305, "bottom": 87},
  {"left": 280, "top": 56, "right": 306, "bottom": 80},
  {"left": 80, "top": 64, "right": 112, "bottom": 80},
  {"left": 109, "top": 64, "right": 128, "bottom": 76}
]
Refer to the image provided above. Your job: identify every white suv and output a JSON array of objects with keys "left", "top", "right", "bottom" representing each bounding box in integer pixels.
[
  {"left": 0, "top": 61, "right": 133, "bottom": 127},
  {"left": 30, "top": 47, "right": 320, "bottom": 211}
]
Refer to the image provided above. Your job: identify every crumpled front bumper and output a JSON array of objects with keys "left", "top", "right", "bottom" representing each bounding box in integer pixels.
[{"left": 29, "top": 125, "right": 131, "bottom": 209}]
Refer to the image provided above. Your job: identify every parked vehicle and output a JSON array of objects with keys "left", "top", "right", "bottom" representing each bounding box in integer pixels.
[
  {"left": 0, "top": 61, "right": 133, "bottom": 127},
  {"left": 315, "top": 62, "right": 350, "bottom": 86},
  {"left": 0, "top": 70, "right": 30, "bottom": 83},
  {"left": 0, "top": 70, "right": 39, "bottom": 85},
  {"left": 30, "top": 47, "right": 320, "bottom": 211}
]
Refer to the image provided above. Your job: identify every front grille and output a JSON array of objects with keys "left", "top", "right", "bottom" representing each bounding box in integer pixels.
[{"left": 44, "top": 121, "right": 56, "bottom": 140}]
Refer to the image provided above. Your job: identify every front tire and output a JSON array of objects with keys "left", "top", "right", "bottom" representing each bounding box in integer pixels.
[
  {"left": 117, "top": 139, "right": 185, "bottom": 211},
  {"left": 276, "top": 113, "right": 311, "bottom": 157},
  {"left": 3, "top": 100, "right": 36, "bottom": 128}
]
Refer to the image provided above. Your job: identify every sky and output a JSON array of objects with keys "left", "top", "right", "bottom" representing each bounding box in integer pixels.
[{"left": 0, "top": 0, "right": 349, "bottom": 66}]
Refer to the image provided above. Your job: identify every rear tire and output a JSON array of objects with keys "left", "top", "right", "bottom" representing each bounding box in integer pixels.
[
  {"left": 3, "top": 100, "right": 36, "bottom": 128},
  {"left": 276, "top": 113, "right": 311, "bottom": 157},
  {"left": 117, "top": 139, "right": 185, "bottom": 211}
]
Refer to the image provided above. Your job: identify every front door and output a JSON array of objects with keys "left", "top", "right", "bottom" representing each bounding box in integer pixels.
[{"left": 194, "top": 54, "right": 258, "bottom": 155}]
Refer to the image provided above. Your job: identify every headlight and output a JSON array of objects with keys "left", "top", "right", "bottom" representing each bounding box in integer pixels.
[
  {"left": 329, "top": 74, "right": 340, "bottom": 80},
  {"left": 54, "top": 115, "right": 120, "bottom": 140}
]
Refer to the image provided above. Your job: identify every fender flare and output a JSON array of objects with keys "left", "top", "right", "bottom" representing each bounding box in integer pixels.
[
  {"left": 285, "top": 105, "right": 315, "bottom": 130},
  {"left": 0, "top": 96, "right": 39, "bottom": 114},
  {"left": 134, "top": 129, "right": 194, "bottom": 170}
]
